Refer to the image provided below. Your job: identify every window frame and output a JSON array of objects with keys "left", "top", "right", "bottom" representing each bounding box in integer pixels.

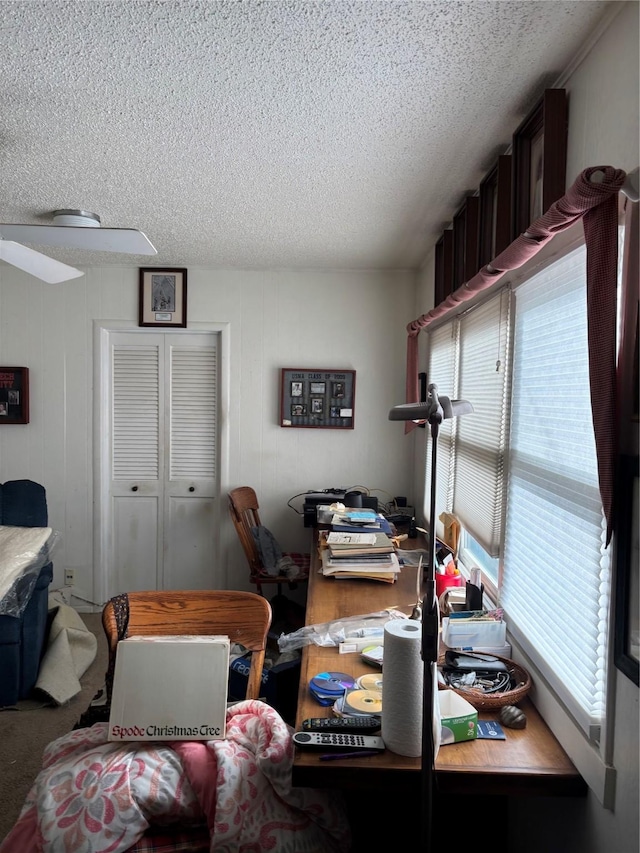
[{"left": 422, "top": 229, "right": 621, "bottom": 805}]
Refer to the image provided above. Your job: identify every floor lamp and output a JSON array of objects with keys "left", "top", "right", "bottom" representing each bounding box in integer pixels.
[{"left": 389, "top": 383, "right": 473, "bottom": 850}]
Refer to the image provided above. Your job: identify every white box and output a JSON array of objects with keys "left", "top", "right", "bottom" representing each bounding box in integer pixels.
[
  {"left": 442, "top": 617, "right": 507, "bottom": 649},
  {"left": 438, "top": 689, "right": 478, "bottom": 745},
  {"left": 108, "top": 635, "right": 230, "bottom": 742}
]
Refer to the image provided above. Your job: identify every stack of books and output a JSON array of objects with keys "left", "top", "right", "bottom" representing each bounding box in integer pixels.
[{"left": 319, "top": 530, "right": 401, "bottom": 583}]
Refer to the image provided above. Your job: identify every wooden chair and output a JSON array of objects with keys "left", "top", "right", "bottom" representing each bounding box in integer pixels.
[
  {"left": 228, "top": 486, "right": 310, "bottom": 597},
  {"left": 102, "top": 589, "right": 272, "bottom": 702}
]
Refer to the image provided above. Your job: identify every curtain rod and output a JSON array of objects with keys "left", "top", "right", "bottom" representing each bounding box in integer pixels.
[{"left": 404, "top": 164, "right": 632, "bottom": 543}]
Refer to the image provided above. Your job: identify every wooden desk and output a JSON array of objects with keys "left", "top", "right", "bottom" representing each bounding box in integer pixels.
[{"left": 292, "top": 538, "right": 586, "bottom": 798}]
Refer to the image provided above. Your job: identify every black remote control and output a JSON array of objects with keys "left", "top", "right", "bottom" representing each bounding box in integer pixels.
[
  {"left": 293, "top": 732, "right": 385, "bottom": 751},
  {"left": 302, "top": 716, "right": 381, "bottom": 734}
]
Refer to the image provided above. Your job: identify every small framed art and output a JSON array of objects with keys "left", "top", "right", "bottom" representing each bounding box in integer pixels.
[
  {"left": 139, "top": 268, "right": 188, "bottom": 328},
  {"left": 0, "top": 367, "right": 29, "bottom": 424},
  {"left": 280, "top": 368, "right": 355, "bottom": 429},
  {"left": 511, "top": 89, "right": 567, "bottom": 240}
]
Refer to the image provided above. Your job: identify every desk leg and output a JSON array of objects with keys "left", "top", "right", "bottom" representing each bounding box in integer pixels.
[{"left": 344, "top": 789, "right": 509, "bottom": 851}]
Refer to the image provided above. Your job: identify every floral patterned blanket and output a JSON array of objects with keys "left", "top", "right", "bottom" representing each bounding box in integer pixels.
[{"left": 0, "top": 700, "right": 351, "bottom": 853}]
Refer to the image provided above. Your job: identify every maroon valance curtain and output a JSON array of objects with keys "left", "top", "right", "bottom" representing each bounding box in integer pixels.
[{"left": 405, "top": 165, "right": 631, "bottom": 542}]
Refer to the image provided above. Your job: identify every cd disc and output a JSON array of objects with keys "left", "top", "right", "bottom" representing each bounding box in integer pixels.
[
  {"left": 332, "top": 695, "right": 346, "bottom": 716},
  {"left": 357, "top": 673, "right": 383, "bottom": 692},
  {"left": 310, "top": 671, "right": 355, "bottom": 695},
  {"left": 343, "top": 689, "right": 383, "bottom": 716}
]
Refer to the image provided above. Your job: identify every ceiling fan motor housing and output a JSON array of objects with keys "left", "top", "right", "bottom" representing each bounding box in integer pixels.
[{"left": 52, "top": 210, "right": 101, "bottom": 228}]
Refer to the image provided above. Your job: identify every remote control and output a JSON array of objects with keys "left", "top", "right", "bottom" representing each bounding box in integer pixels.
[
  {"left": 302, "top": 716, "right": 381, "bottom": 734},
  {"left": 293, "top": 731, "right": 385, "bottom": 751}
]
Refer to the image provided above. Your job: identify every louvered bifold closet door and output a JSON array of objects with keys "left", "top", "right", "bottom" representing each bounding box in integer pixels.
[
  {"left": 111, "top": 334, "right": 165, "bottom": 592},
  {"left": 163, "top": 338, "right": 218, "bottom": 589},
  {"left": 108, "top": 331, "right": 219, "bottom": 596}
]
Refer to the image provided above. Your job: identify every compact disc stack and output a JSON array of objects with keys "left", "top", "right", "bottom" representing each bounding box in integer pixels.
[
  {"left": 333, "top": 686, "right": 383, "bottom": 718},
  {"left": 309, "top": 671, "right": 355, "bottom": 706},
  {"left": 343, "top": 688, "right": 383, "bottom": 716},
  {"left": 356, "top": 673, "right": 383, "bottom": 692}
]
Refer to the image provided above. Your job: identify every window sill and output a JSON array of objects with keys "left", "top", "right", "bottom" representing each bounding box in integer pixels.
[{"left": 508, "top": 637, "right": 615, "bottom": 809}]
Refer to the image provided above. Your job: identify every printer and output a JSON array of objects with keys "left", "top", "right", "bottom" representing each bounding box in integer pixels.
[{"left": 302, "top": 490, "right": 378, "bottom": 527}]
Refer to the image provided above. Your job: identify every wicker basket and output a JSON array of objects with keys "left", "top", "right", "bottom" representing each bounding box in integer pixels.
[{"left": 437, "top": 653, "right": 531, "bottom": 710}]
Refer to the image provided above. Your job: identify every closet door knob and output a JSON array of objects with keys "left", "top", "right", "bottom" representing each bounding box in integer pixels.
[
  {"left": 131, "top": 486, "right": 138, "bottom": 492},
  {"left": 188, "top": 486, "right": 195, "bottom": 492}
]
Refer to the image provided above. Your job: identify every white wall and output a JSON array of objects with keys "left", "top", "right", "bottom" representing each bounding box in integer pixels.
[
  {"left": 0, "top": 264, "right": 416, "bottom": 602},
  {"left": 413, "top": 5, "right": 639, "bottom": 851},
  {"left": 0, "top": 4, "right": 636, "bottom": 849}
]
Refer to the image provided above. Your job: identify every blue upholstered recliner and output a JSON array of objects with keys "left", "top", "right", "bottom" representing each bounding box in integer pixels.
[{"left": 0, "top": 480, "right": 54, "bottom": 707}]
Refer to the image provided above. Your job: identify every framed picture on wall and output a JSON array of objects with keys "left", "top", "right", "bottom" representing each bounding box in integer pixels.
[
  {"left": 0, "top": 366, "right": 29, "bottom": 424},
  {"left": 280, "top": 368, "right": 355, "bottom": 428},
  {"left": 139, "top": 268, "right": 188, "bottom": 327},
  {"left": 511, "top": 89, "right": 567, "bottom": 240}
]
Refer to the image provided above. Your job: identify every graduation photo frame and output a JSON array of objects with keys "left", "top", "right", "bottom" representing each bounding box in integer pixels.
[{"left": 280, "top": 368, "right": 355, "bottom": 429}]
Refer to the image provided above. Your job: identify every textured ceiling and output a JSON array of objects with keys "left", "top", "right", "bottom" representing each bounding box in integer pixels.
[{"left": 0, "top": 0, "right": 613, "bottom": 272}]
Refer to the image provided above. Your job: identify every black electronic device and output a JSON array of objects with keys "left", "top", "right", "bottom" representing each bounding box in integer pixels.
[
  {"left": 302, "top": 490, "right": 346, "bottom": 527},
  {"left": 302, "top": 716, "right": 382, "bottom": 733},
  {"left": 302, "top": 490, "right": 379, "bottom": 527},
  {"left": 292, "top": 732, "right": 385, "bottom": 751},
  {"left": 443, "top": 651, "right": 507, "bottom": 672}
]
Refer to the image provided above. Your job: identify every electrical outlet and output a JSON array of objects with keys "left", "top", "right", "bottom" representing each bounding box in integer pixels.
[{"left": 64, "top": 568, "right": 75, "bottom": 586}]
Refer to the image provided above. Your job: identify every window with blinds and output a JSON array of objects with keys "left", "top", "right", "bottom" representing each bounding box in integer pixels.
[
  {"left": 424, "top": 322, "right": 458, "bottom": 526},
  {"left": 425, "top": 290, "right": 511, "bottom": 556},
  {"left": 502, "top": 244, "right": 610, "bottom": 738},
  {"left": 424, "top": 243, "right": 611, "bottom": 736}
]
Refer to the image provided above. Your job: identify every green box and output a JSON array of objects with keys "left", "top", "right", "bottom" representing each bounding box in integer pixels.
[{"left": 439, "top": 689, "right": 478, "bottom": 745}]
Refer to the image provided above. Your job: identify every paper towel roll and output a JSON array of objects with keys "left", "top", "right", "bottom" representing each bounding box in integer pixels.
[{"left": 381, "top": 619, "right": 424, "bottom": 757}]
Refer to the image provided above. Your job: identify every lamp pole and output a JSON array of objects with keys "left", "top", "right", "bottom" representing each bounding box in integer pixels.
[
  {"left": 388, "top": 383, "right": 473, "bottom": 851},
  {"left": 420, "top": 408, "right": 441, "bottom": 850}
]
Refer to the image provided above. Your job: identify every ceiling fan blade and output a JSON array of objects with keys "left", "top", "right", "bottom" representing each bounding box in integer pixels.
[
  {"left": 0, "top": 224, "right": 157, "bottom": 255},
  {"left": 0, "top": 240, "right": 84, "bottom": 283}
]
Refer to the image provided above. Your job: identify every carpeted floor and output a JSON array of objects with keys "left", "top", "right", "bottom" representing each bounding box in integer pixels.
[{"left": 0, "top": 611, "right": 108, "bottom": 844}]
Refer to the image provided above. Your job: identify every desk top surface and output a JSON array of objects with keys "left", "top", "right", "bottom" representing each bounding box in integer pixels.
[{"left": 291, "top": 534, "right": 585, "bottom": 796}]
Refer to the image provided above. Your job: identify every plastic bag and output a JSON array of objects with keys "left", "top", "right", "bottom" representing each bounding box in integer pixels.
[
  {"left": 0, "top": 526, "right": 61, "bottom": 618},
  {"left": 277, "top": 609, "right": 408, "bottom": 652}
]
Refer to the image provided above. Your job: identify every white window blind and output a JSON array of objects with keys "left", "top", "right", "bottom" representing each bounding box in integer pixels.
[
  {"left": 501, "top": 244, "right": 610, "bottom": 737},
  {"left": 425, "top": 293, "right": 510, "bottom": 553},
  {"left": 454, "top": 292, "right": 511, "bottom": 557},
  {"left": 425, "top": 322, "right": 457, "bottom": 525}
]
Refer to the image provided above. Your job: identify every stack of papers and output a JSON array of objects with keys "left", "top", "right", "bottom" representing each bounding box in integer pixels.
[{"left": 319, "top": 530, "right": 401, "bottom": 583}]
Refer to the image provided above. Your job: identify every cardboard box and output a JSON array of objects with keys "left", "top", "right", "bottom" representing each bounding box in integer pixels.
[
  {"left": 438, "top": 689, "right": 478, "bottom": 745},
  {"left": 108, "top": 635, "right": 229, "bottom": 742}
]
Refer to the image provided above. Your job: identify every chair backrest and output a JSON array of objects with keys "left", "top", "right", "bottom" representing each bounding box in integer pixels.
[
  {"left": 102, "top": 589, "right": 272, "bottom": 701},
  {"left": 228, "top": 486, "right": 264, "bottom": 579}
]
